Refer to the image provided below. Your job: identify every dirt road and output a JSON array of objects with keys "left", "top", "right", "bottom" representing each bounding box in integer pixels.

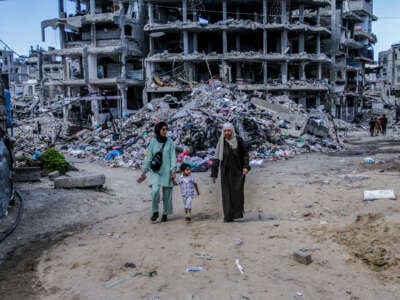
[{"left": 1, "top": 133, "right": 400, "bottom": 299}]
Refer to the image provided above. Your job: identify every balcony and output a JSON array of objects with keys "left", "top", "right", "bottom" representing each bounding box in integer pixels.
[
  {"left": 347, "top": 0, "right": 373, "bottom": 16},
  {"left": 354, "top": 30, "right": 377, "bottom": 44}
]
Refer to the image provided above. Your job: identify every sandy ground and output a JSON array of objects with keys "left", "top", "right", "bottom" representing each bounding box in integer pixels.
[{"left": 1, "top": 131, "right": 400, "bottom": 300}]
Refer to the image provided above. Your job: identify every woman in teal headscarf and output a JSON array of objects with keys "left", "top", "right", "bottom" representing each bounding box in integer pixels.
[{"left": 138, "top": 121, "right": 177, "bottom": 223}]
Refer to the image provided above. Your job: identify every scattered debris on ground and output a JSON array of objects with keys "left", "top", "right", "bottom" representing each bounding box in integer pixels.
[{"left": 333, "top": 214, "right": 400, "bottom": 272}]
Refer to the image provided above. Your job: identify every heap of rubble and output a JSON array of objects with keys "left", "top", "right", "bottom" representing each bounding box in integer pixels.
[{"left": 13, "top": 82, "right": 346, "bottom": 170}]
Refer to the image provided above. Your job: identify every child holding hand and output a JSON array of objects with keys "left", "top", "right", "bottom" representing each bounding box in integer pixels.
[{"left": 177, "top": 163, "right": 200, "bottom": 221}]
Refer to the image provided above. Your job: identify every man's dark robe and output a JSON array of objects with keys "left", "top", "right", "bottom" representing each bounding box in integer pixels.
[{"left": 211, "top": 137, "right": 250, "bottom": 221}]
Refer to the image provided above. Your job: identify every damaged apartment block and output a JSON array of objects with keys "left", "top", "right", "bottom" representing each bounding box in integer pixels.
[
  {"left": 39, "top": 0, "right": 377, "bottom": 124},
  {"left": 41, "top": 0, "right": 146, "bottom": 125},
  {"left": 144, "top": 0, "right": 334, "bottom": 109},
  {"left": 333, "top": 0, "right": 377, "bottom": 121}
]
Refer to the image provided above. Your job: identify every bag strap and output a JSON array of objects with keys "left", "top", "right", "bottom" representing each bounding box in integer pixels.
[{"left": 160, "top": 140, "right": 167, "bottom": 152}]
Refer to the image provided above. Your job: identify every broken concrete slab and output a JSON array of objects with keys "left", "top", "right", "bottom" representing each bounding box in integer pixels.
[
  {"left": 363, "top": 190, "right": 396, "bottom": 201},
  {"left": 48, "top": 170, "right": 60, "bottom": 181},
  {"left": 293, "top": 250, "right": 312, "bottom": 265},
  {"left": 14, "top": 167, "right": 41, "bottom": 182},
  {"left": 54, "top": 173, "right": 105, "bottom": 189}
]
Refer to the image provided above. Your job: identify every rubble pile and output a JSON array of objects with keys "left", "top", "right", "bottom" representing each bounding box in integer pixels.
[
  {"left": 67, "top": 82, "right": 344, "bottom": 169},
  {"left": 13, "top": 115, "right": 65, "bottom": 167},
  {"left": 13, "top": 82, "right": 345, "bottom": 170}
]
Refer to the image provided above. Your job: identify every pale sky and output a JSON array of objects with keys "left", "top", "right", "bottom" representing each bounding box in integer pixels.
[{"left": 0, "top": 0, "right": 399, "bottom": 59}]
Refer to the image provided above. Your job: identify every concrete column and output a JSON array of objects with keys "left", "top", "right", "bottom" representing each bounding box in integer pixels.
[
  {"left": 91, "top": 23, "right": 96, "bottom": 47},
  {"left": 148, "top": 1, "right": 153, "bottom": 25},
  {"left": 235, "top": 7, "right": 241, "bottom": 79},
  {"left": 263, "top": 0, "right": 268, "bottom": 84},
  {"left": 316, "top": 33, "right": 321, "bottom": 54},
  {"left": 193, "top": 11, "right": 198, "bottom": 51},
  {"left": 299, "top": 5, "right": 304, "bottom": 54},
  {"left": 59, "top": 0, "right": 64, "bottom": 15},
  {"left": 300, "top": 62, "right": 306, "bottom": 80},
  {"left": 183, "top": 32, "right": 189, "bottom": 54},
  {"left": 282, "top": 62, "right": 288, "bottom": 83},
  {"left": 236, "top": 35, "right": 241, "bottom": 79},
  {"left": 149, "top": 37, "right": 154, "bottom": 54},
  {"left": 63, "top": 86, "right": 71, "bottom": 122},
  {"left": 144, "top": 61, "right": 154, "bottom": 104},
  {"left": 222, "top": 0, "right": 227, "bottom": 20},
  {"left": 299, "top": 94, "right": 307, "bottom": 108},
  {"left": 222, "top": 0, "right": 227, "bottom": 53},
  {"left": 316, "top": 95, "right": 321, "bottom": 107},
  {"left": 188, "top": 64, "right": 195, "bottom": 82},
  {"left": 281, "top": 30, "right": 288, "bottom": 53},
  {"left": 58, "top": 0, "right": 66, "bottom": 48},
  {"left": 90, "top": 0, "right": 95, "bottom": 15},
  {"left": 64, "top": 57, "right": 69, "bottom": 80},
  {"left": 317, "top": 8, "right": 321, "bottom": 26},
  {"left": 299, "top": 34, "right": 304, "bottom": 53},
  {"left": 281, "top": 0, "right": 287, "bottom": 23},
  {"left": 318, "top": 63, "right": 322, "bottom": 80},
  {"left": 222, "top": 33, "right": 228, "bottom": 53},
  {"left": 330, "top": 0, "right": 337, "bottom": 88},
  {"left": 90, "top": 85, "right": 99, "bottom": 125},
  {"left": 118, "top": 84, "right": 127, "bottom": 117},
  {"left": 182, "top": 0, "right": 190, "bottom": 80},
  {"left": 182, "top": 0, "right": 187, "bottom": 21},
  {"left": 182, "top": 0, "right": 189, "bottom": 54},
  {"left": 83, "top": 47, "right": 89, "bottom": 83},
  {"left": 119, "top": 4, "right": 128, "bottom": 117},
  {"left": 299, "top": 4, "right": 304, "bottom": 23}
]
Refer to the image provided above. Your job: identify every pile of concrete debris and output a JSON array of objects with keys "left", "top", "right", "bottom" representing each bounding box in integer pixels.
[{"left": 13, "top": 82, "right": 346, "bottom": 171}]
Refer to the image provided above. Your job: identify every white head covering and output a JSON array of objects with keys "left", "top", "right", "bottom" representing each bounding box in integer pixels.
[{"left": 215, "top": 122, "right": 238, "bottom": 160}]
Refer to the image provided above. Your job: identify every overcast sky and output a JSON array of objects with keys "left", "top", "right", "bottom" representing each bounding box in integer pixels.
[{"left": 0, "top": 0, "right": 399, "bottom": 59}]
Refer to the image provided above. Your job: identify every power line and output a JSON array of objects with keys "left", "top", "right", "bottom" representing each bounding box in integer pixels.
[
  {"left": 377, "top": 17, "right": 400, "bottom": 19},
  {"left": 0, "top": 39, "right": 27, "bottom": 58}
]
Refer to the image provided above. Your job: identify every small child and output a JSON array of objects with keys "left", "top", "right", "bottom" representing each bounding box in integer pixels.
[{"left": 177, "top": 163, "right": 200, "bottom": 221}]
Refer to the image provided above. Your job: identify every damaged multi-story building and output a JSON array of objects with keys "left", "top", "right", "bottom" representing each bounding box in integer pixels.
[
  {"left": 144, "top": 0, "right": 334, "bottom": 108},
  {"left": 0, "top": 49, "right": 27, "bottom": 101},
  {"left": 379, "top": 42, "right": 400, "bottom": 106},
  {"left": 38, "top": 0, "right": 377, "bottom": 124},
  {"left": 41, "top": 0, "right": 146, "bottom": 125},
  {"left": 331, "top": 0, "right": 377, "bottom": 120},
  {"left": 0, "top": 46, "right": 64, "bottom": 117}
]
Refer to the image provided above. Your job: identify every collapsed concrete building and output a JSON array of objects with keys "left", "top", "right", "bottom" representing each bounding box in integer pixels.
[
  {"left": 41, "top": 0, "right": 146, "bottom": 125},
  {"left": 38, "top": 0, "right": 377, "bottom": 125},
  {"left": 145, "top": 0, "right": 333, "bottom": 108}
]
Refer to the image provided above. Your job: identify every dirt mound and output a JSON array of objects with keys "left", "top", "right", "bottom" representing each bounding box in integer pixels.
[{"left": 333, "top": 214, "right": 400, "bottom": 271}]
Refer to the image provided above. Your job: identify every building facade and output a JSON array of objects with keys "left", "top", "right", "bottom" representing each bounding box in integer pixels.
[
  {"left": 42, "top": 0, "right": 146, "bottom": 125},
  {"left": 37, "top": 0, "right": 377, "bottom": 124},
  {"left": 332, "top": 0, "right": 377, "bottom": 120},
  {"left": 145, "top": 0, "right": 333, "bottom": 108}
]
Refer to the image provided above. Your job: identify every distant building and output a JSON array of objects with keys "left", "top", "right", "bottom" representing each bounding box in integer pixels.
[
  {"left": 378, "top": 42, "right": 400, "bottom": 105},
  {"left": 332, "top": 0, "right": 377, "bottom": 120}
]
